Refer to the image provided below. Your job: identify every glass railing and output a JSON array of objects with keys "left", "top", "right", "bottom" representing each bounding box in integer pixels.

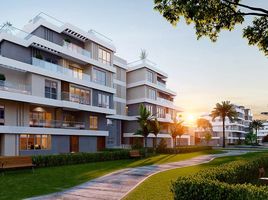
[
  {"left": 61, "top": 92, "right": 91, "bottom": 105},
  {"left": 29, "top": 12, "right": 64, "bottom": 27},
  {"left": 32, "top": 57, "right": 91, "bottom": 82},
  {"left": 29, "top": 119, "right": 85, "bottom": 129},
  {"left": 157, "top": 97, "right": 174, "bottom": 105},
  {"left": 0, "top": 80, "right": 31, "bottom": 95},
  {"left": 157, "top": 81, "right": 166, "bottom": 88},
  {"left": 62, "top": 41, "right": 91, "bottom": 58},
  {"left": 128, "top": 59, "right": 157, "bottom": 67},
  {"left": 0, "top": 24, "right": 33, "bottom": 40}
]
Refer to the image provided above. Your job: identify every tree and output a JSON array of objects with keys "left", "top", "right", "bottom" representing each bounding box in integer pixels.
[
  {"left": 196, "top": 118, "right": 213, "bottom": 145},
  {"left": 135, "top": 104, "right": 152, "bottom": 154},
  {"left": 204, "top": 131, "right": 212, "bottom": 145},
  {"left": 140, "top": 49, "right": 148, "bottom": 60},
  {"left": 149, "top": 118, "right": 161, "bottom": 152},
  {"left": 170, "top": 120, "right": 187, "bottom": 147},
  {"left": 210, "top": 101, "right": 238, "bottom": 148},
  {"left": 245, "top": 131, "right": 257, "bottom": 145},
  {"left": 154, "top": 0, "right": 268, "bottom": 56},
  {"left": 250, "top": 120, "right": 263, "bottom": 144}
]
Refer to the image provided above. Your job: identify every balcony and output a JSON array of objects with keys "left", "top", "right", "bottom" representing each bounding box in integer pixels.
[
  {"left": 32, "top": 57, "right": 91, "bottom": 82},
  {"left": 0, "top": 80, "right": 31, "bottom": 95},
  {"left": 157, "top": 81, "right": 166, "bottom": 88},
  {"left": 157, "top": 97, "right": 174, "bottom": 106},
  {"left": 61, "top": 92, "right": 91, "bottom": 105},
  {"left": 62, "top": 40, "right": 91, "bottom": 58},
  {"left": 29, "top": 119, "right": 85, "bottom": 129}
]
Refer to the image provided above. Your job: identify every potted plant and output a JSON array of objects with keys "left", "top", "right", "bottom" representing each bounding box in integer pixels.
[
  {"left": 64, "top": 38, "right": 71, "bottom": 43},
  {"left": 262, "top": 135, "right": 268, "bottom": 146},
  {"left": 0, "top": 74, "right": 5, "bottom": 86},
  {"left": 35, "top": 54, "right": 43, "bottom": 60}
]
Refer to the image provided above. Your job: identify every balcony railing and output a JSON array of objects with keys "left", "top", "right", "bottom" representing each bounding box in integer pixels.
[
  {"left": 0, "top": 80, "right": 31, "bottom": 95},
  {"left": 157, "top": 97, "right": 174, "bottom": 105},
  {"left": 29, "top": 119, "right": 85, "bottom": 129},
  {"left": 32, "top": 57, "right": 91, "bottom": 82},
  {"left": 157, "top": 81, "right": 166, "bottom": 88},
  {"left": 61, "top": 92, "right": 91, "bottom": 105},
  {"left": 62, "top": 41, "right": 91, "bottom": 58}
]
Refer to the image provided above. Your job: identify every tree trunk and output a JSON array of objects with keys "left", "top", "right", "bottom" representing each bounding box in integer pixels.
[
  {"left": 173, "top": 137, "right": 176, "bottom": 149},
  {"left": 222, "top": 118, "right": 225, "bottom": 148},
  {"left": 144, "top": 136, "right": 148, "bottom": 157},
  {"left": 154, "top": 135, "right": 157, "bottom": 153},
  {"left": 256, "top": 128, "right": 258, "bottom": 144},
  {"left": 178, "top": 136, "right": 181, "bottom": 146}
]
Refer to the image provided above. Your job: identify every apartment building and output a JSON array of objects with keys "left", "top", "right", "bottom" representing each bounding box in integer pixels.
[
  {"left": 198, "top": 105, "right": 252, "bottom": 146},
  {"left": 122, "top": 59, "right": 185, "bottom": 147},
  {"left": 0, "top": 13, "right": 182, "bottom": 156}
]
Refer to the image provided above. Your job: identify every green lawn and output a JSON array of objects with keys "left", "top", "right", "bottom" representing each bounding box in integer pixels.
[
  {"left": 0, "top": 150, "right": 220, "bottom": 200},
  {"left": 124, "top": 151, "right": 268, "bottom": 200}
]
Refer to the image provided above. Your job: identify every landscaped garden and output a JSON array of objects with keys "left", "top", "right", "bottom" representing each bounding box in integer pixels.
[
  {"left": 124, "top": 151, "right": 268, "bottom": 200},
  {"left": 0, "top": 148, "right": 220, "bottom": 200}
]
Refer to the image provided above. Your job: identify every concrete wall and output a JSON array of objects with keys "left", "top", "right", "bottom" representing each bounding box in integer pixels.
[
  {"left": 127, "top": 68, "right": 147, "bottom": 84},
  {"left": 127, "top": 86, "right": 146, "bottom": 100},
  {"left": 0, "top": 41, "right": 32, "bottom": 64}
]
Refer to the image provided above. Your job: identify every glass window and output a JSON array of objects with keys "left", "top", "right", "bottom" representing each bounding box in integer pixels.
[
  {"left": 89, "top": 116, "right": 98, "bottom": 129},
  {"left": 156, "top": 106, "right": 165, "bottom": 118},
  {"left": 148, "top": 88, "right": 156, "bottom": 100},
  {"left": 98, "top": 93, "right": 110, "bottom": 108},
  {"left": 92, "top": 68, "right": 106, "bottom": 86},
  {"left": 19, "top": 134, "right": 51, "bottom": 150},
  {"left": 19, "top": 134, "right": 27, "bottom": 150},
  {"left": 98, "top": 48, "right": 111, "bottom": 65},
  {"left": 146, "top": 105, "right": 153, "bottom": 115},
  {"left": 147, "top": 71, "right": 154, "bottom": 83},
  {"left": 0, "top": 105, "right": 4, "bottom": 125},
  {"left": 45, "top": 80, "right": 57, "bottom": 99},
  {"left": 70, "top": 86, "right": 91, "bottom": 105},
  {"left": 70, "top": 66, "right": 83, "bottom": 80}
]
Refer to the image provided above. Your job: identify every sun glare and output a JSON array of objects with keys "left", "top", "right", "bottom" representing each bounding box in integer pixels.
[{"left": 186, "top": 114, "right": 195, "bottom": 123}]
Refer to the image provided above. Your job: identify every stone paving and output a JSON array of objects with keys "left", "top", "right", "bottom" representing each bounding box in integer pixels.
[{"left": 28, "top": 150, "right": 249, "bottom": 200}]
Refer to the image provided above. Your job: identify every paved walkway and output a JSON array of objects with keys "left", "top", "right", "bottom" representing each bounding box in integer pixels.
[{"left": 29, "top": 150, "right": 248, "bottom": 200}]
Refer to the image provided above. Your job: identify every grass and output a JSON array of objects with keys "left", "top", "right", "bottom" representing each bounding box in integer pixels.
[
  {"left": 124, "top": 151, "right": 268, "bottom": 200},
  {"left": 0, "top": 150, "right": 220, "bottom": 200}
]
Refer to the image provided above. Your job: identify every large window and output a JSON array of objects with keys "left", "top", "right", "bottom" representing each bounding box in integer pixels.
[
  {"left": 147, "top": 71, "right": 154, "bottom": 83},
  {"left": 70, "top": 66, "right": 83, "bottom": 80},
  {"left": 98, "top": 93, "right": 110, "bottom": 108},
  {"left": 0, "top": 105, "right": 4, "bottom": 125},
  {"left": 98, "top": 48, "right": 111, "bottom": 65},
  {"left": 148, "top": 88, "right": 156, "bottom": 100},
  {"left": 70, "top": 86, "right": 91, "bottom": 105},
  {"left": 156, "top": 106, "right": 165, "bottom": 118},
  {"left": 45, "top": 80, "right": 57, "bottom": 99},
  {"left": 146, "top": 105, "right": 153, "bottom": 115},
  {"left": 19, "top": 134, "right": 51, "bottom": 150},
  {"left": 92, "top": 68, "right": 106, "bottom": 86},
  {"left": 89, "top": 116, "right": 98, "bottom": 129}
]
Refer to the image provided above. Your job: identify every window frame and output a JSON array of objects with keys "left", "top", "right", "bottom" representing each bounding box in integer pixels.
[
  {"left": 19, "top": 134, "right": 51, "bottom": 151},
  {"left": 45, "top": 79, "right": 58, "bottom": 100},
  {"left": 89, "top": 116, "right": 98, "bottom": 130}
]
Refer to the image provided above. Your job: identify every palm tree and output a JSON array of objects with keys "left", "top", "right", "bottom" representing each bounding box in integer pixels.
[
  {"left": 250, "top": 120, "right": 263, "bottom": 144},
  {"left": 196, "top": 118, "right": 213, "bottom": 145},
  {"left": 170, "top": 120, "right": 187, "bottom": 148},
  {"left": 135, "top": 104, "right": 152, "bottom": 152},
  {"left": 210, "top": 101, "right": 238, "bottom": 148},
  {"left": 140, "top": 49, "right": 148, "bottom": 60},
  {"left": 149, "top": 118, "right": 161, "bottom": 152}
]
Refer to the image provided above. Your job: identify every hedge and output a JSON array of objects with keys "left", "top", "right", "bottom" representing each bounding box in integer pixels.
[
  {"left": 171, "top": 155, "right": 268, "bottom": 200},
  {"left": 156, "top": 146, "right": 212, "bottom": 154},
  {"left": 32, "top": 150, "right": 131, "bottom": 167}
]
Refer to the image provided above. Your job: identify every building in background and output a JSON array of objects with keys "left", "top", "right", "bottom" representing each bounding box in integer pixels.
[
  {"left": 197, "top": 105, "right": 253, "bottom": 146},
  {"left": 0, "top": 13, "right": 182, "bottom": 156}
]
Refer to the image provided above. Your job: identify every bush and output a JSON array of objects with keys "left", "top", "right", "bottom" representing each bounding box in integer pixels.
[
  {"left": 157, "top": 146, "right": 212, "bottom": 154},
  {"left": 157, "top": 138, "right": 167, "bottom": 152},
  {"left": 171, "top": 155, "right": 268, "bottom": 200},
  {"left": 32, "top": 150, "right": 131, "bottom": 167}
]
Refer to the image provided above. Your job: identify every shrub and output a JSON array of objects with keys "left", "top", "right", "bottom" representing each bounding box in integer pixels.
[
  {"left": 32, "top": 150, "right": 131, "bottom": 167},
  {"left": 157, "top": 138, "right": 167, "bottom": 152},
  {"left": 171, "top": 155, "right": 268, "bottom": 200}
]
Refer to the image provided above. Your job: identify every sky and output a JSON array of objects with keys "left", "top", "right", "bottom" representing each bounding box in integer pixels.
[{"left": 1, "top": 0, "right": 268, "bottom": 119}]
